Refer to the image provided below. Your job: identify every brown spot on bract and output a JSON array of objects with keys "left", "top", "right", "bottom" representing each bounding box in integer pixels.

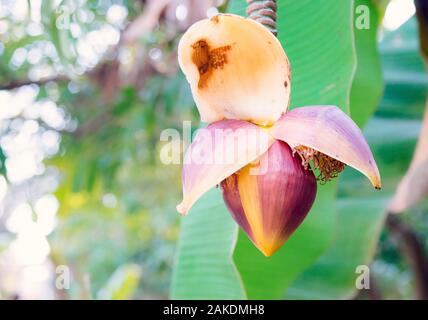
[
  {"left": 191, "top": 39, "right": 231, "bottom": 89},
  {"left": 210, "top": 15, "right": 220, "bottom": 23},
  {"left": 284, "top": 81, "right": 288, "bottom": 88},
  {"left": 191, "top": 40, "right": 210, "bottom": 75},
  {"left": 210, "top": 45, "right": 231, "bottom": 69}
]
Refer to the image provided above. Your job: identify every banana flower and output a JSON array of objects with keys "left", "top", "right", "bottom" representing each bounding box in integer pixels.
[{"left": 176, "top": 14, "right": 381, "bottom": 256}]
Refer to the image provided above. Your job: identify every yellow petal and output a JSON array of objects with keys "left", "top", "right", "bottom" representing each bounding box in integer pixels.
[{"left": 178, "top": 14, "right": 291, "bottom": 126}]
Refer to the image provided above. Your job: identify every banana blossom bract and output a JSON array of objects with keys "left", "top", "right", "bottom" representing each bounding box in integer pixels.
[{"left": 176, "top": 14, "right": 381, "bottom": 256}]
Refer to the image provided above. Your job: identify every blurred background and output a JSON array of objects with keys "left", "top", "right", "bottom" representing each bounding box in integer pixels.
[{"left": 0, "top": 0, "right": 427, "bottom": 299}]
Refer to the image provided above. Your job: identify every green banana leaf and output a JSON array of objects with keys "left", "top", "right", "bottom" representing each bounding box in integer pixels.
[
  {"left": 171, "top": 0, "right": 384, "bottom": 299},
  {"left": 286, "top": 16, "right": 427, "bottom": 299}
]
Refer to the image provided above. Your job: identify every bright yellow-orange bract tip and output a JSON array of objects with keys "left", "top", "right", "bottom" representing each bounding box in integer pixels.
[{"left": 178, "top": 14, "right": 291, "bottom": 126}]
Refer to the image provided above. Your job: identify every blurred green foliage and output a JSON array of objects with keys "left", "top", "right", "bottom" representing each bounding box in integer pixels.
[{"left": 0, "top": 0, "right": 199, "bottom": 299}]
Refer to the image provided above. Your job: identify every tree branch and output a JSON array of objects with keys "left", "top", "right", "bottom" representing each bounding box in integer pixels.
[
  {"left": 415, "top": 0, "right": 428, "bottom": 64},
  {"left": 0, "top": 0, "right": 172, "bottom": 92},
  {"left": 385, "top": 214, "right": 428, "bottom": 299},
  {"left": 0, "top": 75, "right": 68, "bottom": 90},
  {"left": 121, "top": 0, "right": 171, "bottom": 45}
]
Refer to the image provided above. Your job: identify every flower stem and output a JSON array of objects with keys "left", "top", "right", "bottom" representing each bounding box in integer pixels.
[{"left": 246, "top": 0, "right": 278, "bottom": 36}]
